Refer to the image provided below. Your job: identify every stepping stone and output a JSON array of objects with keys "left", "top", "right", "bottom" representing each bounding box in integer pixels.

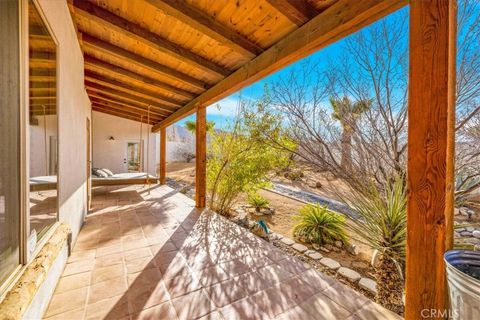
[
  {"left": 338, "top": 267, "right": 361, "bottom": 282},
  {"left": 306, "top": 251, "right": 323, "bottom": 260},
  {"left": 359, "top": 277, "right": 377, "bottom": 295},
  {"left": 292, "top": 243, "right": 308, "bottom": 253},
  {"left": 319, "top": 258, "right": 340, "bottom": 270},
  {"left": 281, "top": 237, "right": 295, "bottom": 246}
]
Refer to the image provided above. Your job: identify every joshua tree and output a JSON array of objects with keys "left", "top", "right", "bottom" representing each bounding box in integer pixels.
[
  {"left": 330, "top": 96, "right": 371, "bottom": 170},
  {"left": 184, "top": 119, "right": 215, "bottom": 135}
]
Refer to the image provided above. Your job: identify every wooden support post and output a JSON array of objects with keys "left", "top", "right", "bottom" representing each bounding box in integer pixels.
[
  {"left": 406, "top": 1, "right": 456, "bottom": 319},
  {"left": 195, "top": 106, "right": 206, "bottom": 208},
  {"left": 159, "top": 127, "right": 166, "bottom": 185}
]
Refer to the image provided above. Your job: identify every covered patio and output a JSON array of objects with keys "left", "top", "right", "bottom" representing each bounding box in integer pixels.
[{"left": 44, "top": 185, "right": 400, "bottom": 320}]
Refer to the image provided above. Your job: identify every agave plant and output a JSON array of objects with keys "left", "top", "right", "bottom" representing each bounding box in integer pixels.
[
  {"left": 293, "top": 203, "right": 348, "bottom": 247},
  {"left": 344, "top": 176, "right": 406, "bottom": 314},
  {"left": 247, "top": 193, "right": 270, "bottom": 212}
]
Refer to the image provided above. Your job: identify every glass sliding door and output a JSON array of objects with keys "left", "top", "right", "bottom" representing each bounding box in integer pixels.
[
  {"left": 0, "top": 0, "right": 21, "bottom": 287},
  {"left": 28, "top": 0, "right": 58, "bottom": 249}
]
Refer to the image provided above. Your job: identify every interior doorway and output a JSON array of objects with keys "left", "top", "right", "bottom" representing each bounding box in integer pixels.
[
  {"left": 126, "top": 141, "right": 142, "bottom": 172},
  {"left": 86, "top": 118, "right": 91, "bottom": 210}
]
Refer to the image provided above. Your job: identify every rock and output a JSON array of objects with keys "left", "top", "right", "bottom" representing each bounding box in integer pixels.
[
  {"left": 292, "top": 243, "right": 308, "bottom": 253},
  {"left": 269, "top": 233, "right": 280, "bottom": 240},
  {"left": 324, "top": 244, "right": 334, "bottom": 251},
  {"left": 466, "top": 227, "right": 475, "bottom": 232},
  {"left": 281, "top": 237, "right": 295, "bottom": 246},
  {"left": 475, "top": 245, "right": 480, "bottom": 251},
  {"left": 338, "top": 267, "right": 361, "bottom": 282},
  {"left": 319, "top": 246, "right": 331, "bottom": 253},
  {"left": 465, "top": 238, "right": 480, "bottom": 245},
  {"left": 335, "top": 241, "right": 343, "bottom": 248},
  {"left": 456, "top": 228, "right": 466, "bottom": 233},
  {"left": 473, "top": 231, "right": 480, "bottom": 239},
  {"left": 315, "top": 181, "right": 322, "bottom": 188},
  {"left": 306, "top": 251, "right": 323, "bottom": 260},
  {"left": 461, "top": 231, "right": 473, "bottom": 237},
  {"left": 454, "top": 208, "right": 460, "bottom": 216},
  {"left": 319, "top": 258, "right": 340, "bottom": 270},
  {"left": 347, "top": 244, "right": 359, "bottom": 255},
  {"left": 359, "top": 278, "right": 378, "bottom": 295}
]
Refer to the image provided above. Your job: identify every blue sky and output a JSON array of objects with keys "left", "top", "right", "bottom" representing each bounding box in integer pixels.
[{"left": 176, "top": 6, "right": 410, "bottom": 130}]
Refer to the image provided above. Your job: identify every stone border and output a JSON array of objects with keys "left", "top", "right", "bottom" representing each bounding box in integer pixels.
[{"left": 0, "top": 224, "right": 70, "bottom": 320}]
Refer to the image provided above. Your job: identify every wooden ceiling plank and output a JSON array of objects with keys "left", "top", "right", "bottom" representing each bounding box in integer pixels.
[
  {"left": 145, "top": 0, "right": 263, "bottom": 56},
  {"left": 72, "top": 0, "right": 230, "bottom": 77},
  {"left": 86, "top": 90, "right": 163, "bottom": 113},
  {"left": 85, "top": 84, "right": 174, "bottom": 115},
  {"left": 82, "top": 33, "right": 209, "bottom": 92},
  {"left": 91, "top": 99, "right": 164, "bottom": 120},
  {"left": 152, "top": 0, "right": 407, "bottom": 131},
  {"left": 92, "top": 105, "right": 157, "bottom": 124},
  {"left": 84, "top": 70, "right": 185, "bottom": 107},
  {"left": 266, "top": 0, "right": 319, "bottom": 26}
]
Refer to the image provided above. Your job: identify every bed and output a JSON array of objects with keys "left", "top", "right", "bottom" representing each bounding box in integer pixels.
[
  {"left": 29, "top": 175, "right": 57, "bottom": 191},
  {"left": 92, "top": 172, "right": 158, "bottom": 186}
]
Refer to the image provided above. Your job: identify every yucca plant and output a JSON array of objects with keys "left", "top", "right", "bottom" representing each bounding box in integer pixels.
[
  {"left": 248, "top": 193, "right": 270, "bottom": 212},
  {"left": 293, "top": 203, "right": 348, "bottom": 247},
  {"left": 345, "top": 176, "right": 406, "bottom": 314}
]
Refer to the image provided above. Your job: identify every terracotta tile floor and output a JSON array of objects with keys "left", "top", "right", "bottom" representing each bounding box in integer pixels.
[{"left": 44, "top": 185, "right": 400, "bottom": 320}]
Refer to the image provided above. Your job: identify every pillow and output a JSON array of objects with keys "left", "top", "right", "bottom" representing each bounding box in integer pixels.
[
  {"left": 101, "top": 168, "right": 114, "bottom": 177},
  {"left": 92, "top": 168, "right": 108, "bottom": 178}
]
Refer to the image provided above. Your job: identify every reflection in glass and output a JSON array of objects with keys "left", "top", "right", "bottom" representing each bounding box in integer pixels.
[
  {"left": 0, "top": 0, "right": 21, "bottom": 285},
  {"left": 28, "top": 0, "right": 57, "bottom": 245}
]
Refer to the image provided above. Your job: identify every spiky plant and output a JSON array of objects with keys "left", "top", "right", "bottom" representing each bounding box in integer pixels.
[
  {"left": 345, "top": 176, "right": 406, "bottom": 314},
  {"left": 293, "top": 204, "right": 348, "bottom": 247},
  {"left": 248, "top": 193, "right": 270, "bottom": 212},
  {"left": 184, "top": 120, "right": 216, "bottom": 135}
]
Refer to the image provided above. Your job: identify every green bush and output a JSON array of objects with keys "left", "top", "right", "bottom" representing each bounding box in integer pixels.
[
  {"left": 248, "top": 193, "right": 269, "bottom": 212},
  {"left": 293, "top": 204, "right": 348, "bottom": 246}
]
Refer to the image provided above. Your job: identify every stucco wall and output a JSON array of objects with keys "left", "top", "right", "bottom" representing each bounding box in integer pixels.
[
  {"left": 36, "top": 0, "right": 91, "bottom": 243},
  {"left": 92, "top": 111, "right": 158, "bottom": 176}
]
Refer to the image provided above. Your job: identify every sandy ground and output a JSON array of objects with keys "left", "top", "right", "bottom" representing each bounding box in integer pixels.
[{"left": 166, "top": 161, "right": 375, "bottom": 276}]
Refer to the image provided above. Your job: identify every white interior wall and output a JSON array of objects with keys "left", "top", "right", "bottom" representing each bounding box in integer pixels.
[
  {"left": 37, "top": 0, "right": 91, "bottom": 243},
  {"left": 92, "top": 111, "right": 157, "bottom": 176},
  {"left": 30, "top": 115, "right": 57, "bottom": 177}
]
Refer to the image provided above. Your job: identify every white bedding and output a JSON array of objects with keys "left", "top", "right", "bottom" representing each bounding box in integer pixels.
[
  {"left": 91, "top": 172, "right": 157, "bottom": 180},
  {"left": 30, "top": 175, "right": 57, "bottom": 185}
]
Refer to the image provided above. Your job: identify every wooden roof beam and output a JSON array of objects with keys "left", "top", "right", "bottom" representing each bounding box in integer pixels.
[
  {"left": 86, "top": 90, "right": 170, "bottom": 117},
  {"left": 145, "top": 0, "right": 263, "bottom": 56},
  {"left": 266, "top": 0, "right": 319, "bottom": 26},
  {"left": 81, "top": 34, "right": 208, "bottom": 92},
  {"left": 92, "top": 105, "right": 157, "bottom": 124},
  {"left": 152, "top": 0, "right": 407, "bottom": 131},
  {"left": 85, "top": 80, "right": 178, "bottom": 113},
  {"left": 91, "top": 98, "right": 164, "bottom": 120},
  {"left": 72, "top": 0, "right": 230, "bottom": 77},
  {"left": 84, "top": 70, "right": 185, "bottom": 107}
]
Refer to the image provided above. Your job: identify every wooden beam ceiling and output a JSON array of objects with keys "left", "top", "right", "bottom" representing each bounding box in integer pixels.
[
  {"left": 266, "top": 0, "right": 319, "bottom": 26},
  {"left": 81, "top": 33, "right": 208, "bottom": 92},
  {"left": 90, "top": 98, "right": 164, "bottom": 120},
  {"left": 85, "top": 82, "right": 176, "bottom": 114},
  {"left": 152, "top": 0, "right": 408, "bottom": 131},
  {"left": 84, "top": 70, "right": 185, "bottom": 107},
  {"left": 72, "top": 0, "right": 230, "bottom": 77},
  {"left": 145, "top": 0, "right": 263, "bottom": 56},
  {"left": 92, "top": 105, "right": 157, "bottom": 124}
]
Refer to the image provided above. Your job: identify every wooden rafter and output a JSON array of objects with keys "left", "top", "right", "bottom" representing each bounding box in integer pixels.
[
  {"left": 266, "top": 0, "right": 319, "bottom": 26},
  {"left": 85, "top": 81, "right": 177, "bottom": 113},
  {"left": 91, "top": 99, "right": 164, "bottom": 120},
  {"left": 84, "top": 71, "right": 185, "bottom": 107},
  {"left": 86, "top": 90, "right": 171, "bottom": 116},
  {"left": 145, "top": 0, "right": 263, "bottom": 56},
  {"left": 81, "top": 34, "right": 208, "bottom": 92},
  {"left": 92, "top": 105, "right": 157, "bottom": 124},
  {"left": 72, "top": 0, "right": 230, "bottom": 77},
  {"left": 152, "top": 0, "right": 408, "bottom": 131}
]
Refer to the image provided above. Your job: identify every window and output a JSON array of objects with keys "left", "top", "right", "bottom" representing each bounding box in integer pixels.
[
  {"left": 0, "top": 0, "right": 21, "bottom": 287},
  {"left": 28, "top": 0, "right": 58, "bottom": 251}
]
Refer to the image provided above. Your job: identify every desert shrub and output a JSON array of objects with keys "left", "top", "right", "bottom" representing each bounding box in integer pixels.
[
  {"left": 207, "top": 98, "right": 292, "bottom": 216},
  {"left": 293, "top": 203, "right": 348, "bottom": 246},
  {"left": 248, "top": 193, "right": 269, "bottom": 212}
]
